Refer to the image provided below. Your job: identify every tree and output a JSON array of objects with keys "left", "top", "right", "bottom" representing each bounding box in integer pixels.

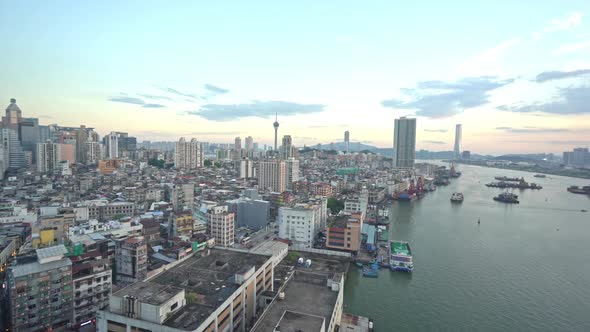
[
  {"left": 204, "top": 159, "right": 213, "bottom": 167},
  {"left": 327, "top": 197, "right": 344, "bottom": 214},
  {"left": 148, "top": 158, "right": 165, "bottom": 169}
]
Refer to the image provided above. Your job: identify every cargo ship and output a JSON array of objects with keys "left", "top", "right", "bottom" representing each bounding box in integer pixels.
[
  {"left": 567, "top": 185, "right": 590, "bottom": 195},
  {"left": 485, "top": 180, "right": 542, "bottom": 189},
  {"left": 450, "top": 192, "right": 464, "bottom": 202},
  {"left": 390, "top": 241, "right": 413, "bottom": 272},
  {"left": 494, "top": 176, "right": 522, "bottom": 182},
  {"left": 493, "top": 192, "right": 519, "bottom": 204}
]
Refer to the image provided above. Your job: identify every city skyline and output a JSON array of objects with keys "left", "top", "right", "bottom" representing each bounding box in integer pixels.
[{"left": 2, "top": 2, "right": 590, "bottom": 154}]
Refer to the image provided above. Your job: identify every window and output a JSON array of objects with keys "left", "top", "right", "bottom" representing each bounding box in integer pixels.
[{"left": 171, "top": 302, "right": 178, "bottom": 310}]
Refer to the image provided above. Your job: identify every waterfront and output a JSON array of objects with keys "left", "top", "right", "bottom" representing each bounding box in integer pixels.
[{"left": 344, "top": 163, "right": 590, "bottom": 331}]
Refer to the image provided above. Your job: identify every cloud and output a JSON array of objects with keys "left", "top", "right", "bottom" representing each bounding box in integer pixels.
[
  {"left": 190, "top": 100, "right": 325, "bottom": 121},
  {"left": 422, "top": 140, "right": 446, "bottom": 145},
  {"left": 158, "top": 86, "right": 200, "bottom": 100},
  {"left": 498, "top": 85, "right": 590, "bottom": 115},
  {"left": 138, "top": 94, "right": 173, "bottom": 101},
  {"left": 552, "top": 41, "right": 590, "bottom": 55},
  {"left": 188, "top": 131, "right": 243, "bottom": 135},
  {"left": 382, "top": 77, "right": 514, "bottom": 118},
  {"left": 204, "top": 84, "right": 229, "bottom": 95},
  {"left": 535, "top": 69, "right": 590, "bottom": 82},
  {"left": 423, "top": 128, "right": 448, "bottom": 133},
  {"left": 456, "top": 38, "right": 520, "bottom": 76},
  {"left": 544, "top": 12, "right": 583, "bottom": 32},
  {"left": 495, "top": 126, "right": 569, "bottom": 133},
  {"left": 142, "top": 103, "right": 165, "bottom": 108},
  {"left": 109, "top": 96, "right": 146, "bottom": 105}
]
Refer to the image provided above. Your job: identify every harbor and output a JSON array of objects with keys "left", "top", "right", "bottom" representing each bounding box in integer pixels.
[{"left": 344, "top": 163, "right": 590, "bottom": 331}]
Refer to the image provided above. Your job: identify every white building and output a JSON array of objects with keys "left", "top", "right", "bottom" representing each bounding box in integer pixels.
[
  {"left": 278, "top": 202, "right": 326, "bottom": 247},
  {"left": 393, "top": 117, "right": 416, "bottom": 168},
  {"left": 240, "top": 158, "right": 254, "bottom": 179},
  {"left": 36, "top": 140, "right": 62, "bottom": 173},
  {"left": 106, "top": 132, "right": 119, "bottom": 159},
  {"left": 85, "top": 141, "right": 102, "bottom": 164},
  {"left": 285, "top": 158, "right": 299, "bottom": 190},
  {"left": 258, "top": 159, "right": 286, "bottom": 193},
  {"left": 454, "top": 124, "right": 462, "bottom": 160},
  {"left": 174, "top": 137, "right": 204, "bottom": 170}
]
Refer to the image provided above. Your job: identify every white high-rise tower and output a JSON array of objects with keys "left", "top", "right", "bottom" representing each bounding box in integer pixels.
[{"left": 454, "top": 124, "right": 462, "bottom": 160}]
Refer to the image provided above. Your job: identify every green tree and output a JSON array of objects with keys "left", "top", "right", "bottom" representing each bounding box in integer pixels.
[
  {"left": 204, "top": 159, "right": 213, "bottom": 167},
  {"left": 148, "top": 158, "right": 165, "bottom": 169},
  {"left": 327, "top": 197, "right": 344, "bottom": 214}
]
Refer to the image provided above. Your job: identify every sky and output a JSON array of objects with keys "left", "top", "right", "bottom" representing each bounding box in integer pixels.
[{"left": 1, "top": 0, "right": 590, "bottom": 155}]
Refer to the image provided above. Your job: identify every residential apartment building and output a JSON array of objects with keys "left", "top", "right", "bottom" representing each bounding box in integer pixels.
[
  {"left": 208, "top": 205, "right": 235, "bottom": 247},
  {"left": 36, "top": 140, "right": 62, "bottom": 173},
  {"left": 114, "top": 236, "right": 147, "bottom": 285},
  {"left": 170, "top": 183, "right": 195, "bottom": 211},
  {"left": 169, "top": 211, "right": 194, "bottom": 238},
  {"left": 174, "top": 137, "right": 203, "bottom": 170},
  {"left": 258, "top": 159, "right": 286, "bottom": 193},
  {"left": 285, "top": 158, "right": 299, "bottom": 190},
  {"left": 71, "top": 249, "right": 112, "bottom": 328},
  {"left": 239, "top": 158, "right": 254, "bottom": 179},
  {"left": 87, "top": 201, "right": 135, "bottom": 222},
  {"left": 325, "top": 213, "right": 362, "bottom": 252},
  {"left": 7, "top": 245, "right": 74, "bottom": 332}
]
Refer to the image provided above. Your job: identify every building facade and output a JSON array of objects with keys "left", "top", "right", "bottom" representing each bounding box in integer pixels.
[
  {"left": 174, "top": 137, "right": 204, "bottom": 170},
  {"left": 208, "top": 205, "right": 235, "bottom": 247},
  {"left": 115, "top": 236, "right": 147, "bottom": 285},
  {"left": 393, "top": 117, "right": 416, "bottom": 168},
  {"left": 454, "top": 124, "right": 462, "bottom": 160},
  {"left": 258, "top": 159, "right": 286, "bottom": 193}
]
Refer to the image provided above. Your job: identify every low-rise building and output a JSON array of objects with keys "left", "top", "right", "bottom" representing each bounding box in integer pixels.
[
  {"left": 325, "top": 213, "right": 362, "bottom": 252},
  {"left": 97, "top": 249, "right": 274, "bottom": 332}
]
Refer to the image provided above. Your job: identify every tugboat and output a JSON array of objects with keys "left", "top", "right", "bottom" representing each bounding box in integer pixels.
[
  {"left": 493, "top": 192, "right": 519, "bottom": 204},
  {"left": 450, "top": 192, "right": 464, "bottom": 203}
]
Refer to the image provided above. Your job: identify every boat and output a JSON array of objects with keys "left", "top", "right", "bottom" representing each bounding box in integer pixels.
[
  {"left": 567, "top": 185, "right": 590, "bottom": 195},
  {"left": 493, "top": 192, "right": 519, "bottom": 204},
  {"left": 494, "top": 176, "right": 522, "bottom": 182},
  {"left": 450, "top": 192, "right": 464, "bottom": 202},
  {"left": 390, "top": 241, "right": 413, "bottom": 272},
  {"left": 534, "top": 174, "right": 546, "bottom": 178},
  {"left": 362, "top": 261, "right": 379, "bottom": 278},
  {"left": 485, "top": 180, "right": 542, "bottom": 190}
]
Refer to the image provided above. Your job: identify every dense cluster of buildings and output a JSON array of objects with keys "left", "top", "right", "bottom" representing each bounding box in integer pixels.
[
  {"left": 2, "top": 98, "right": 410, "bottom": 331},
  {"left": 563, "top": 147, "right": 590, "bottom": 168}
]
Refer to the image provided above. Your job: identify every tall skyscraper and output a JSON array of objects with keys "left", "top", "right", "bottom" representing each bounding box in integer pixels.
[
  {"left": 273, "top": 113, "right": 280, "bottom": 152},
  {"left": 240, "top": 158, "right": 254, "bottom": 179},
  {"left": 245, "top": 136, "right": 254, "bottom": 152},
  {"left": 454, "top": 124, "right": 462, "bottom": 160},
  {"left": 2, "top": 98, "right": 22, "bottom": 130},
  {"left": 174, "top": 138, "right": 204, "bottom": 170},
  {"left": 281, "top": 135, "right": 294, "bottom": 159},
  {"left": 258, "top": 159, "right": 286, "bottom": 193},
  {"left": 344, "top": 130, "right": 350, "bottom": 153},
  {"left": 393, "top": 117, "right": 416, "bottom": 168},
  {"left": 285, "top": 158, "right": 300, "bottom": 190},
  {"left": 1, "top": 128, "right": 25, "bottom": 171},
  {"left": 37, "top": 140, "right": 62, "bottom": 173},
  {"left": 234, "top": 136, "right": 242, "bottom": 151},
  {"left": 106, "top": 131, "right": 119, "bottom": 159}
]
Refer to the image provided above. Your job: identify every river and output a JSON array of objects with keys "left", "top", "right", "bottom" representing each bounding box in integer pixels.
[{"left": 343, "top": 163, "right": 590, "bottom": 331}]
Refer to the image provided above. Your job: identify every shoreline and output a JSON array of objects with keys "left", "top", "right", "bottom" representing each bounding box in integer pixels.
[{"left": 452, "top": 161, "right": 590, "bottom": 180}]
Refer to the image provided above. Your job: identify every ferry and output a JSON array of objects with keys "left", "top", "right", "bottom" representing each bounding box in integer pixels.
[
  {"left": 390, "top": 241, "right": 413, "bottom": 272},
  {"left": 493, "top": 192, "right": 519, "bottom": 204},
  {"left": 567, "top": 185, "right": 590, "bottom": 195},
  {"left": 450, "top": 192, "right": 464, "bottom": 202}
]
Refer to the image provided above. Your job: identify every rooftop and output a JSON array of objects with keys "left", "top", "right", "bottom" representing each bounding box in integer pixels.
[
  {"left": 113, "top": 281, "right": 183, "bottom": 306},
  {"left": 276, "top": 310, "right": 325, "bottom": 332},
  {"left": 252, "top": 272, "right": 338, "bottom": 332},
  {"left": 11, "top": 255, "right": 71, "bottom": 278},
  {"left": 147, "top": 248, "right": 270, "bottom": 330}
]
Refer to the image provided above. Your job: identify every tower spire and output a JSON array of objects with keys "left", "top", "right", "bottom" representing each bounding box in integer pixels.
[{"left": 273, "top": 113, "right": 280, "bottom": 152}]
